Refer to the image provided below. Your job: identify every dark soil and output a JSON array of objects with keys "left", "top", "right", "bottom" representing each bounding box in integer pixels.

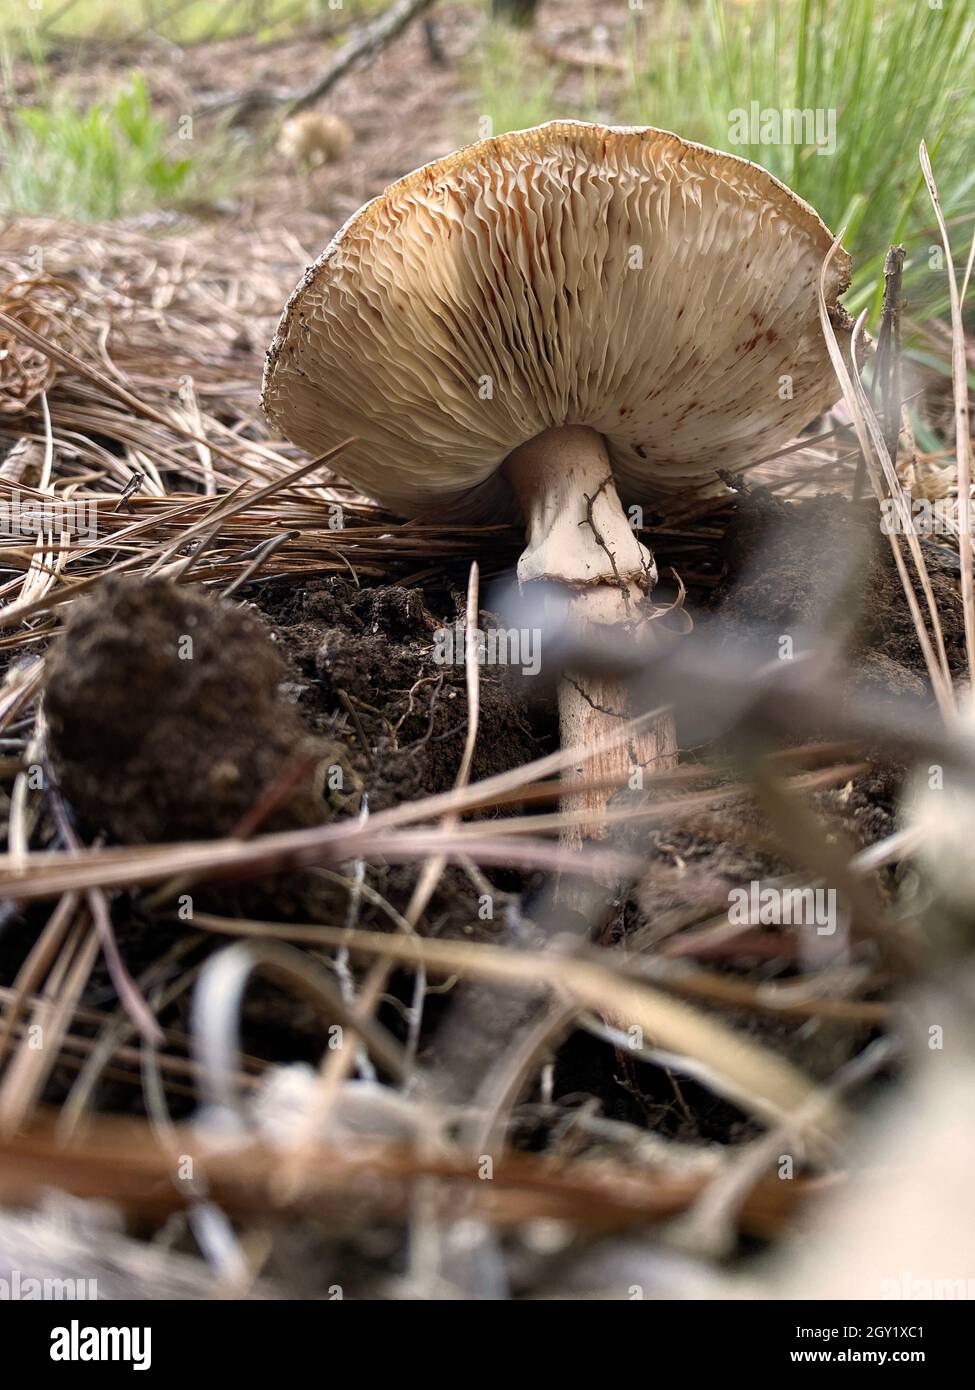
[
  {"left": 256, "top": 575, "right": 543, "bottom": 811},
  {"left": 27, "top": 491, "right": 965, "bottom": 1142},
  {"left": 710, "top": 488, "right": 966, "bottom": 689}
]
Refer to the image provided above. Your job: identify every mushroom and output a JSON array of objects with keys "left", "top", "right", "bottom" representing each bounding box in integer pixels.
[
  {"left": 263, "top": 121, "right": 850, "bottom": 843},
  {"left": 278, "top": 112, "right": 354, "bottom": 170}
]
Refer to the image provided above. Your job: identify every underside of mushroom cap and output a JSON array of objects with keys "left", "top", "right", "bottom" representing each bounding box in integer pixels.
[{"left": 263, "top": 120, "right": 851, "bottom": 521}]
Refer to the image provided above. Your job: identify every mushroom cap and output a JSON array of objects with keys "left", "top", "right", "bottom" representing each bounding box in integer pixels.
[{"left": 263, "top": 121, "right": 851, "bottom": 520}]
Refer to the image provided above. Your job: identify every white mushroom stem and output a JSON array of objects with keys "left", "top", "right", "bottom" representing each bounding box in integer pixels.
[{"left": 503, "top": 426, "right": 678, "bottom": 848}]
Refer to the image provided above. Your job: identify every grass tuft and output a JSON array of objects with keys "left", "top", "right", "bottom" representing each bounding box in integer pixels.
[
  {"left": 0, "top": 73, "right": 192, "bottom": 220},
  {"left": 0, "top": 69, "right": 255, "bottom": 220}
]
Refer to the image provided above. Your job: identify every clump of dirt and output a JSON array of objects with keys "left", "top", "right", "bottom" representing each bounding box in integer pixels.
[{"left": 44, "top": 575, "right": 349, "bottom": 844}]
